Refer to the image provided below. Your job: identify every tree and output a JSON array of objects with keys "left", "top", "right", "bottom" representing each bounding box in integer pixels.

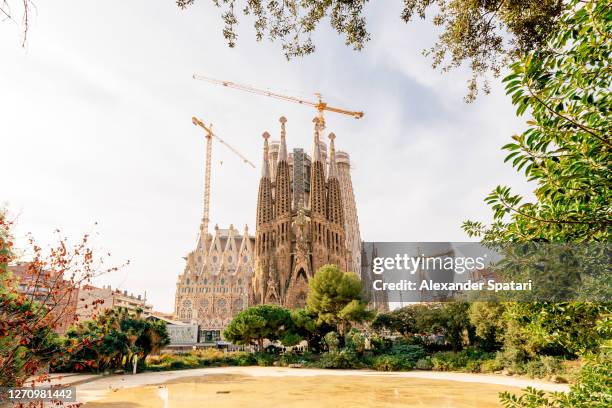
[
  {"left": 461, "top": 0, "right": 610, "bottom": 358},
  {"left": 306, "top": 264, "right": 373, "bottom": 344},
  {"left": 281, "top": 308, "right": 334, "bottom": 351},
  {"left": 177, "top": 0, "right": 569, "bottom": 100},
  {"left": 223, "top": 304, "right": 292, "bottom": 350},
  {"left": 0, "top": 209, "right": 124, "bottom": 386},
  {"left": 371, "top": 306, "right": 418, "bottom": 336},
  {"left": 463, "top": 0, "right": 610, "bottom": 242},
  {"left": 59, "top": 308, "right": 170, "bottom": 373},
  {"left": 458, "top": 1, "right": 610, "bottom": 405},
  {"left": 468, "top": 301, "right": 506, "bottom": 351}
]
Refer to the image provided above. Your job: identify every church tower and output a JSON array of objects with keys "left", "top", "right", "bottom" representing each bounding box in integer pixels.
[
  {"left": 252, "top": 116, "right": 355, "bottom": 308},
  {"left": 251, "top": 132, "right": 276, "bottom": 305},
  {"left": 325, "top": 132, "right": 347, "bottom": 270}
]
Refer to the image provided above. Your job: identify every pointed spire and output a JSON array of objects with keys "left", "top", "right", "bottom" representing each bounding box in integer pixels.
[
  {"left": 278, "top": 116, "right": 288, "bottom": 162},
  {"left": 312, "top": 117, "right": 322, "bottom": 162},
  {"left": 261, "top": 131, "right": 271, "bottom": 179},
  {"left": 328, "top": 132, "right": 338, "bottom": 179}
]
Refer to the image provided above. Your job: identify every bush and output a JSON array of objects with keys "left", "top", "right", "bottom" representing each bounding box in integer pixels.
[
  {"left": 254, "top": 352, "right": 275, "bottom": 367},
  {"left": 388, "top": 344, "right": 427, "bottom": 363},
  {"left": 324, "top": 332, "right": 340, "bottom": 352},
  {"left": 431, "top": 351, "right": 468, "bottom": 371},
  {"left": 415, "top": 357, "right": 433, "bottom": 370},
  {"left": 145, "top": 350, "right": 261, "bottom": 371},
  {"left": 316, "top": 350, "right": 361, "bottom": 369},
  {"left": 372, "top": 355, "right": 415, "bottom": 371},
  {"left": 499, "top": 351, "right": 612, "bottom": 407},
  {"left": 523, "top": 356, "right": 564, "bottom": 379},
  {"left": 465, "top": 359, "right": 481, "bottom": 373},
  {"left": 231, "top": 352, "right": 257, "bottom": 366},
  {"left": 279, "top": 351, "right": 313, "bottom": 366},
  {"left": 481, "top": 359, "right": 503, "bottom": 373},
  {"left": 430, "top": 349, "right": 494, "bottom": 372}
]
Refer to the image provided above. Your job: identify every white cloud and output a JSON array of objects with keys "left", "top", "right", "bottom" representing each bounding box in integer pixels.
[{"left": 2, "top": 1, "right": 535, "bottom": 312}]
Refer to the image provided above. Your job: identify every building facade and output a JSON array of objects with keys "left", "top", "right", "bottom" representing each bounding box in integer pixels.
[
  {"left": 251, "top": 116, "right": 360, "bottom": 308},
  {"left": 174, "top": 224, "right": 254, "bottom": 338},
  {"left": 76, "top": 285, "right": 152, "bottom": 321},
  {"left": 9, "top": 262, "right": 79, "bottom": 334}
]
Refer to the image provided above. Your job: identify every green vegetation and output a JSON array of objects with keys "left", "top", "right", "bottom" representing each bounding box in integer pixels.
[
  {"left": 463, "top": 0, "right": 610, "bottom": 243},
  {"left": 177, "top": 0, "right": 572, "bottom": 100},
  {"left": 306, "top": 264, "right": 373, "bottom": 345},
  {"left": 146, "top": 349, "right": 259, "bottom": 370},
  {"left": 461, "top": 1, "right": 611, "bottom": 405},
  {"left": 56, "top": 308, "right": 169, "bottom": 373},
  {"left": 223, "top": 304, "right": 292, "bottom": 350}
]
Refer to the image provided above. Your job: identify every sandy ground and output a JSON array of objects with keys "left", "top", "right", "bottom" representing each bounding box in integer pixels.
[{"left": 71, "top": 366, "right": 570, "bottom": 404}]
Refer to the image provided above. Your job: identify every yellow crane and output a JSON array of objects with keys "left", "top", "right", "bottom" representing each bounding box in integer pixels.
[
  {"left": 192, "top": 74, "right": 364, "bottom": 128},
  {"left": 192, "top": 116, "right": 255, "bottom": 234}
]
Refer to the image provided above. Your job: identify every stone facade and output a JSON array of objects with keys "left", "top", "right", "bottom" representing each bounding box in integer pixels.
[
  {"left": 336, "top": 151, "right": 362, "bottom": 277},
  {"left": 251, "top": 117, "right": 359, "bottom": 309},
  {"left": 174, "top": 225, "right": 254, "bottom": 331},
  {"left": 360, "top": 244, "right": 390, "bottom": 312},
  {"left": 77, "top": 285, "right": 152, "bottom": 321}
]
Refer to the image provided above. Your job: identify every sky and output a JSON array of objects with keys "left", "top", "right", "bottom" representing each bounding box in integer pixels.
[{"left": 1, "top": 1, "right": 534, "bottom": 313}]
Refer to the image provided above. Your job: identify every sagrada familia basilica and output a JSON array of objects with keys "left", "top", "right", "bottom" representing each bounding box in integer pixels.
[{"left": 174, "top": 116, "right": 365, "bottom": 335}]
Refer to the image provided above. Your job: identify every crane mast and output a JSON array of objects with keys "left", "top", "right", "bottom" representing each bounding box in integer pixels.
[
  {"left": 191, "top": 116, "right": 254, "bottom": 235},
  {"left": 192, "top": 74, "right": 364, "bottom": 127}
]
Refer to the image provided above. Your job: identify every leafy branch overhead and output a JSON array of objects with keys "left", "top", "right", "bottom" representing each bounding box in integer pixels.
[
  {"left": 177, "top": 0, "right": 567, "bottom": 101},
  {"left": 463, "top": 0, "right": 611, "bottom": 242}
]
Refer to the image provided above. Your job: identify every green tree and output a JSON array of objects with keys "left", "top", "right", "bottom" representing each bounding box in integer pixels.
[
  {"left": 468, "top": 301, "right": 506, "bottom": 351},
  {"left": 461, "top": 0, "right": 610, "bottom": 358},
  {"left": 223, "top": 304, "right": 292, "bottom": 350},
  {"left": 371, "top": 306, "right": 419, "bottom": 336},
  {"left": 459, "top": 1, "right": 610, "bottom": 405},
  {"left": 178, "top": 0, "right": 569, "bottom": 100},
  {"left": 463, "top": 0, "right": 610, "bottom": 242},
  {"left": 60, "top": 308, "right": 170, "bottom": 373},
  {"left": 306, "top": 264, "right": 373, "bottom": 344},
  {"left": 282, "top": 308, "right": 333, "bottom": 351}
]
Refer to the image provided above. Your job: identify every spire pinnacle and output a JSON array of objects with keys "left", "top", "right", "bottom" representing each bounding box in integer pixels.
[
  {"left": 312, "top": 117, "right": 322, "bottom": 162},
  {"left": 328, "top": 132, "right": 338, "bottom": 179},
  {"left": 261, "top": 131, "right": 271, "bottom": 179},
  {"left": 279, "top": 116, "right": 288, "bottom": 162}
]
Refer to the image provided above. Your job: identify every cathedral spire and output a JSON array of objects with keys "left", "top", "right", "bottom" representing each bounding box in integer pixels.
[
  {"left": 310, "top": 116, "right": 327, "bottom": 216},
  {"left": 328, "top": 132, "right": 338, "bottom": 179},
  {"left": 326, "top": 132, "right": 344, "bottom": 226},
  {"left": 257, "top": 132, "right": 274, "bottom": 227},
  {"left": 278, "top": 116, "right": 288, "bottom": 162},
  {"left": 275, "top": 118, "right": 291, "bottom": 217},
  {"left": 261, "top": 131, "right": 271, "bottom": 179},
  {"left": 312, "top": 117, "right": 322, "bottom": 162}
]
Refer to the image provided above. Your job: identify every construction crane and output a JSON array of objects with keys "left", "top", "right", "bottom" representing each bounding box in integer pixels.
[
  {"left": 192, "top": 116, "right": 255, "bottom": 235},
  {"left": 192, "top": 74, "right": 364, "bottom": 128}
]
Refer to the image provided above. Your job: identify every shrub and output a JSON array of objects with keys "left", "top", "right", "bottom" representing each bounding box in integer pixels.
[
  {"left": 523, "top": 356, "right": 564, "bottom": 379},
  {"left": 481, "top": 359, "right": 503, "bottom": 373},
  {"left": 324, "top": 332, "right": 340, "bottom": 352},
  {"left": 279, "top": 351, "right": 309, "bottom": 366},
  {"left": 372, "top": 355, "right": 415, "bottom": 371},
  {"left": 231, "top": 352, "right": 257, "bottom": 366},
  {"left": 254, "top": 352, "right": 275, "bottom": 366},
  {"left": 431, "top": 352, "right": 468, "bottom": 371},
  {"left": 415, "top": 358, "right": 433, "bottom": 370},
  {"left": 316, "top": 350, "right": 361, "bottom": 369},
  {"left": 465, "top": 360, "right": 481, "bottom": 373},
  {"left": 346, "top": 331, "right": 366, "bottom": 354},
  {"left": 388, "top": 344, "right": 427, "bottom": 363}
]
